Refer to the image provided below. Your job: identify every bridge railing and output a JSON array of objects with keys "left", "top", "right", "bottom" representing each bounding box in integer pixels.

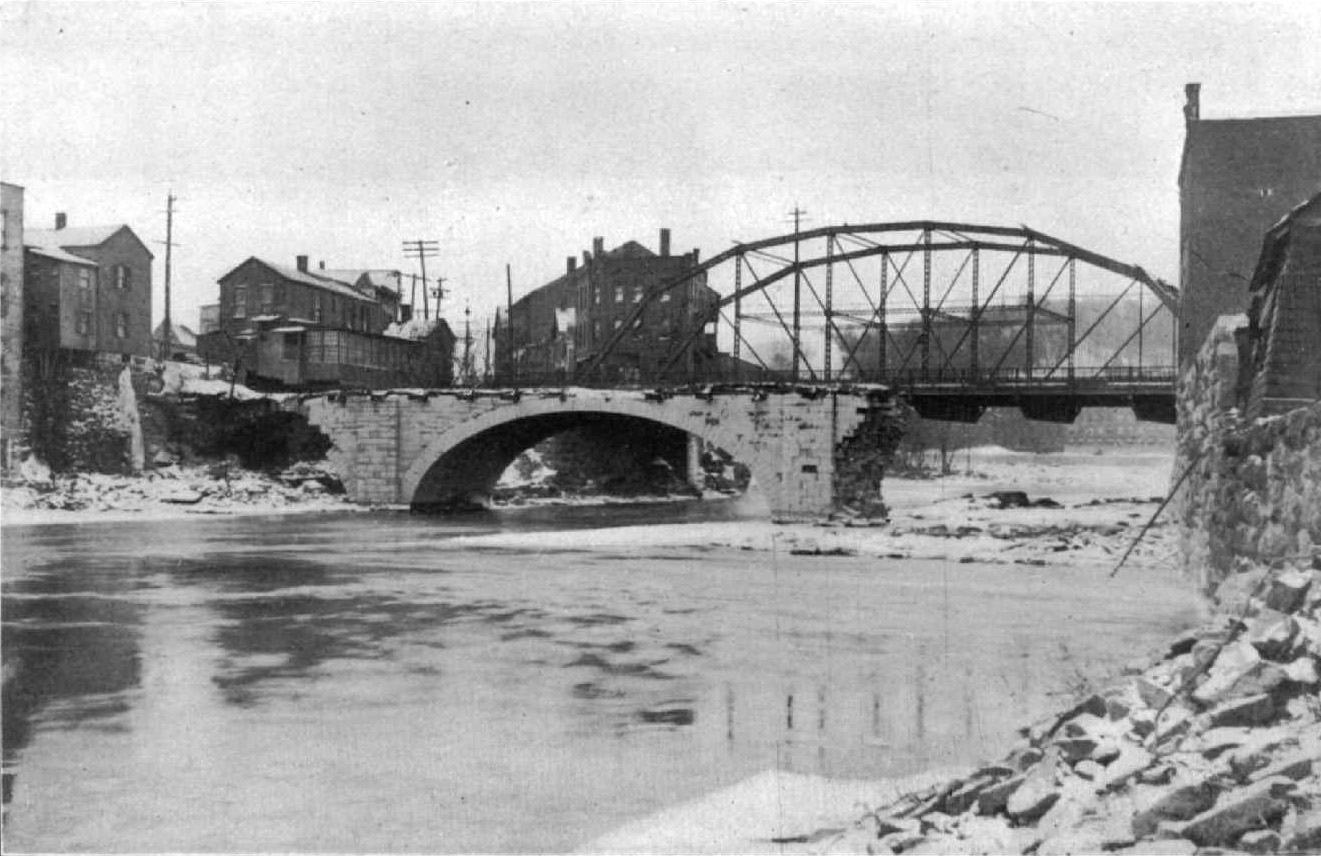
[{"left": 473, "top": 364, "right": 1177, "bottom": 391}]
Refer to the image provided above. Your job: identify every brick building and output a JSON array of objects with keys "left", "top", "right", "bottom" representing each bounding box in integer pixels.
[
  {"left": 199, "top": 255, "right": 452, "bottom": 390},
  {"left": 1, "top": 182, "right": 25, "bottom": 470},
  {"left": 500, "top": 229, "right": 719, "bottom": 384},
  {"left": 22, "top": 214, "right": 155, "bottom": 358},
  {"left": 1178, "top": 83, "right": 1321, "bottom": 367},
  {"left": 1240, "top": 193, "right": 1321, "bottom": 419}
]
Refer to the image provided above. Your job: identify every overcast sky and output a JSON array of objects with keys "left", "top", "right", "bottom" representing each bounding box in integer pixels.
[{"left": 3, "top": 1, "right": 1319, "bottom": 334}]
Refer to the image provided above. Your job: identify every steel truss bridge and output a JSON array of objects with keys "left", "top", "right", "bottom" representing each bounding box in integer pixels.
[{"left": 581, "top": 221, "right": 1179, "bottom": 423}]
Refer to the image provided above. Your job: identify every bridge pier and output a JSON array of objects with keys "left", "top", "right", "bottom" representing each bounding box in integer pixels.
[{"left": 297, "top": 387, "right": 909, "bottom": 521}]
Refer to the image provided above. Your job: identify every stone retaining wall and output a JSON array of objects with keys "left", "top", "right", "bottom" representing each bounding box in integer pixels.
[{"left": 1175, "top": 315, "right": 1321, "bottom": 594}]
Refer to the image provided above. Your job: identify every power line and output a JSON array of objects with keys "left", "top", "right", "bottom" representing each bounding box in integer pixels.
[{"left": 402, "top": 239, "right": 439, "bottom": 320}]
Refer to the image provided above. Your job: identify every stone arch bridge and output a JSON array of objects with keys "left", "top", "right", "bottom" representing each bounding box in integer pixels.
[{"left": 297, "top": 386, "right": 906, "bottom": 520}]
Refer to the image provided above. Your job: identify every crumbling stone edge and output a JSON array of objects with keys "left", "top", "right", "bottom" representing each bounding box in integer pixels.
[{"left": 817, "top": 560, "right": 1321, "bottom": 855}]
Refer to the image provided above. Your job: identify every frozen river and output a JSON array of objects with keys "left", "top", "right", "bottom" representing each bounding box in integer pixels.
[{"left": 1, "top": 499, "right": 1201, "bottom": 852}]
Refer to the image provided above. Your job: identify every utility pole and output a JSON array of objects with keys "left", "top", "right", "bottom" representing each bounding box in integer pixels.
[
  {"left": 789, "top": 206, "right": 807, "bottom": 380},
  {"left": 433, "top": 276, "right": 448, "bottom": 320},
  {"left": 402, "top": 239, "right": 438, "bottom": 321},
  {"left": 462, "top": 304, "right": 473, "bottom": 386},
  {"left": 506, "top": 263, "right": 515, "bottom": 385},
  {"left": 157, "top": 191, "right": 178, "bottom": 360},
  {"left": 484, "top": 317, "right": 492, "bottom": 384}
]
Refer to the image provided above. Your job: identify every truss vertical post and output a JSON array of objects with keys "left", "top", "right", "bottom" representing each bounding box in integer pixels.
[
  {"left": 792, "top": 216, "right": 803, "bottom": 381},
  {"left": 921, "top": 230, "right": 932, "bottom": 381},
  {"left": 1068, "top": 258, "right": 1076, "bottom": 383},
  {"left": 733, "top": 255, "right": 743, "bottom": 383},
  {"left": 971, "top": 247, "right": 980, "bottom": 380},
  {"left": 824, "top": 236, "right": 834, "bottom": 382},
  {"left": 1025, "top": 239, "right": 1035, "bottom": 380},
  {"left": 879, "top": 252, "right": 888, "bottom": 380},
  {"left": 1138, "top": 279, "right": 1145, "bottom": 372}
]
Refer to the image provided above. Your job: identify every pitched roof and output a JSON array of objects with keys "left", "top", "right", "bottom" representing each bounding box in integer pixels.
[
  {"left": 26, "top": 245, "right": 97, "bottom": 266},
  {"left": 218, "top": 257, "right": 367, "bottom": 301},
  {"left": 25, "top": 224, "right": 154, "bottom": 258},
  {"left": 152, "top": 321, "right": 198, "bottom": 348},
  {"left": 605, "top": 240, "right": 656, "bottom": 259},
  {"left": 1249, "top": 193, "right": 1321, "bottom": 294}
]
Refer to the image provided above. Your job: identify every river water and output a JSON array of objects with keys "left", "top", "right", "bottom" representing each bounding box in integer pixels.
[{"left": 1, "top": 502, "right": 1201, "bottom": 853}]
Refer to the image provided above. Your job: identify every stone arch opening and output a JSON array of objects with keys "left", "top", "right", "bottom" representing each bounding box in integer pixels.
[{"left": 402, "top": 403, "right": 765, "bottom": 513}]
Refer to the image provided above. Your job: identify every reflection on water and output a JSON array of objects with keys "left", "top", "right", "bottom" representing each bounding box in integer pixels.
[{"left": 1, "top": 503, "right": 1201, "bottom": 852}]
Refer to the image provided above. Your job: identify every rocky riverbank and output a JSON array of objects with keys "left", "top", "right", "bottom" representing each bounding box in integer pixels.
[
  {"left": 806, "top": 558, "right": 1321, "bottom": 855},
  {"left": 0, "top": 459, "right": 352, "bottom": 525}
]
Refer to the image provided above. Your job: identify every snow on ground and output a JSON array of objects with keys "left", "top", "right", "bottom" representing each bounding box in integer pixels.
[
  {"left": 1, "top": 464, "right": 355, "bottom": 527},
  {"left": 577, "top": 767, "right": 965, "bottom": 855},
  {"left": 442, "top": 446, "right": 1179, "bottom": 570}
]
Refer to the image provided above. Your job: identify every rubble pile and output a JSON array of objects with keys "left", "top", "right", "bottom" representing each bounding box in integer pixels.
[
  {"left": 822, "top": 559, "right": 1321, "bottom": 855},
  {"left": 2, "top": 461, "right": 350, "bottom": 517}
]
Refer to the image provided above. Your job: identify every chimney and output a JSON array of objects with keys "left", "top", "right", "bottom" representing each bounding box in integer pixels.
[
  {"left": 567, "top": 256, "right": 577, "bottom": 273},
  {"left": 692, "top": 248, "right": 700, "bottom": 264},
  {"left": 1184, "top": 83, "right": 1201, "bottom": 124},
  {"left": 660, "top": 228, "right": 671, "bottom": 257},
  {"left": 582, "top": 250, "right": 591, "bottom": 265},
  {"left": 296, "top": 255, "right": 309, "bottom": 272},
  {"left": 593, "top": 236, "right": 605, "bottom": 258},
  {"left": 55, "top": 212, "right": 67, "bottom": 230}
]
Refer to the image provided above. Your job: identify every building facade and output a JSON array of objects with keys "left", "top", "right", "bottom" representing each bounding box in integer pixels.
[
  {"left": 1178, "top": 83, "right": 1321, "bottom": 367},
  {"left": 198, "top": 255, "right": 452, "bottom": 390},
  {"left": 1, "top": 182, "right": 25, "bottom": 470},
  {"left": 501, "top": 229, "right": 719, "bottom": 384},
  {"left": 23, "top": 215, "right": 155, "bottom": 358}
]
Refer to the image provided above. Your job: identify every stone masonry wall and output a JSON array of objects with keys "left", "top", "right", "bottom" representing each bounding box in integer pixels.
[
  {"left": 1176, "top": 314, "right": 1321, "bottom": 594},
  {"left": 299, "top": 387, "right": 901, "bottom": 519}
]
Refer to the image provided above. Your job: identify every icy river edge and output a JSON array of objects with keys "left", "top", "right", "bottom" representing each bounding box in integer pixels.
[{"left": 3, "top": 446, "right": 1218, "bottom": 854}]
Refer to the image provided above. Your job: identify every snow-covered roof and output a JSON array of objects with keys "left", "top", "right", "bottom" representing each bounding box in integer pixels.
[
  {"left": 26, "top": 225, "right": 126, "bottom": 248},
  {"left": 27, "top": 244, "right": 96, "bottom": 266},
  {"left": 152, "top": 321, "right": 197, "bottom": 348},
  {"left": 383, "top": 316, "right": 452, "bottom": 341}
]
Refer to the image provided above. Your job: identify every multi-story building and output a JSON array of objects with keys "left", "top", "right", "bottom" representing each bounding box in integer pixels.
[
  {"left": 1178, "top": 83, "right": 1321, "bottom": 367},
  {"left": 1, "top": 182, "right": 25, "bottom": 470},
  {"left": 198, "top": 254, "right": 452, "bottom": 390},
  {"left": 23, "top": 213, "right": 155, "bottom": 358},
  {"left": 502, "top": 229, "right": 719, "bottom": 384}
]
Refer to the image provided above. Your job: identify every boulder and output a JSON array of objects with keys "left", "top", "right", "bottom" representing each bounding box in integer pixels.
[
  {"left": 1238, "top": 828, "right": 1281, "bottom": 854},
  {"left": 1180, "top": 776, "right": 1295, "bottom": 847},
  {"left": 1206, "top": 693, "right": 1277, "bottom": 728},
  {"left": 1246, "top": 611, "right": 1301, "bottom": 661},
  {"left": 1191, "top": 640, "right": 1261, "bottom": 706},
  {"left": 975, "top": 774, "right": 1024, "bottom": 817},
  {"left": 1005, "top": 764, "right": 1060, "bottom": 824},
  {"left": 1262, "top": 569, "right": 1313, "bottom": 614},
  {"left": 1132, "top": 781, "right": 1220, "bottom": 838}
]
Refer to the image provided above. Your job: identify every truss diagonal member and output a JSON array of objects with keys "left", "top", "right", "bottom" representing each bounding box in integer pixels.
[
  {"left": 1042, "top": 278, "right": 1139, "bottom": 379},
  {"left": 939, "top": 243, "right": 1027, "bottom": 374}
]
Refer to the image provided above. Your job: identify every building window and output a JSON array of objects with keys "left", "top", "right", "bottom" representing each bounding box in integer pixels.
[
  {"left": 313, "top": 295, "right": 323, "bottom": 323},
  {"left": 0, "top": 208, "right": 8, "bottom": 251},
  {"left": 76, "top": 310, "right": 91, "bottom": 335},
  {"left": 613, "top": 318, "right": 622, "bottom": 330},
  {"left": 115, "top": 312, "right": 128, "bottom": 339},
  {"left": 614, "top": 286, "right": 623, "bottom": 303},
  {"left": 593, "top": 320, "right": 602, "bottom": 339},
  {"left": 115, "top": 264, "right": 131, "bottom": 290},
  {"left": 593, "top": 286, "right": 601, "bottom": 305},
  {"left": 283, "top": 333, "right": 300, "bottom": 361},
  {"left": 260, "top": 283, "right": 274, "bottom": 313},
  {"left": 78, "top": 268, "right": 92, "bottom": 291},
  {"left": 633, "top": 286, "right": 642, "bottom": 304},
  {"left": 233, "top": 285, "right": 247, "bottom": 318},
  {"left": 660, "top": 291, "right": 671, "bottom": 303}
]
